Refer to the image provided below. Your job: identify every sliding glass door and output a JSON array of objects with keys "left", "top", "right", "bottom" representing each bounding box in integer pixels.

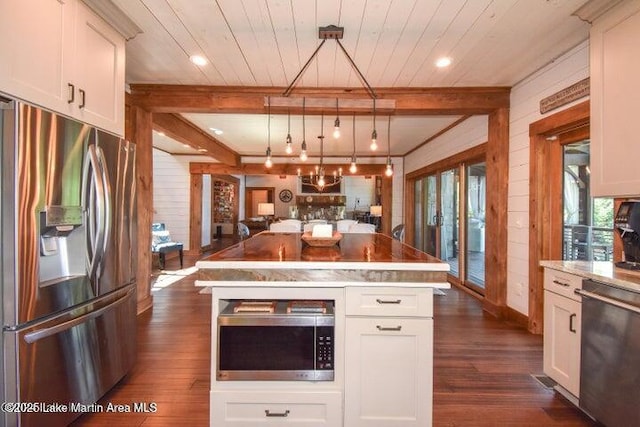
[
  {"left": 466, "top": 162, "right": 486, "bottom": 288},
  {"left": 414, "top": 174, "right": 439, "bottom": 257},
  {"left": 440, "top": 169, "right": 459, "bottom": 277},
  {"left": 562, "top": 140, "right": 613, "bottom": 261},
  {"left": 412, "top": 159, "right": 485, "bottom": 293}
]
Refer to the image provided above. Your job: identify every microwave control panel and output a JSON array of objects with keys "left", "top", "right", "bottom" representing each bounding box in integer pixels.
[{"left": 316, "top": 326, "right": 334, "bottom": 370}]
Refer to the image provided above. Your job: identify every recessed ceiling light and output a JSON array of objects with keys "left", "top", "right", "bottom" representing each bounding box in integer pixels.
[
  {"left": 197, "top": 148, "right": 207, "bottom": 152},
  {"left": 209, "top": 127, "right": 223, "bottom": 135},
  {"left": 435, "top": 57, "right": 452, "bottom": 68},
  {"left": 190, "top": 55, "right": 207, "bottom": 66}
]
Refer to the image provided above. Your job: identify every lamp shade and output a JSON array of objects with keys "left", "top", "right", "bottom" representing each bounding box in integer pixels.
[
  {"left": 370, "top": 205, "right": 382, "bottom": 217},
  {"left": 257, "top": 202, "right": 275, "bottom": 216}
]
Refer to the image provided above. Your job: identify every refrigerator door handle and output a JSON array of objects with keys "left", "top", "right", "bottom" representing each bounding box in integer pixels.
[
  {"left": 23, "top": 287, "right": 134, "bottom": 344},
  {"left": 95, "top": 145, "right": 113, "bottom": 280},
  {"left": 81, "top": 145, "right": 107, "bottom": 287}
]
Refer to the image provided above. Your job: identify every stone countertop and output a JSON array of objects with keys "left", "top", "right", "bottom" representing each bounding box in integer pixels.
[
  {"left": 540, "top": 260, "right": 640, "bottom": 293},
  {"left": 196, "top": 232, "right": 450, "bottom": 288}
]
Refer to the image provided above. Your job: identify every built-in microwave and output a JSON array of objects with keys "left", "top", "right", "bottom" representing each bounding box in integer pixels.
[{"left": 217, "top": 300, "right": 335, "bottom": 381}]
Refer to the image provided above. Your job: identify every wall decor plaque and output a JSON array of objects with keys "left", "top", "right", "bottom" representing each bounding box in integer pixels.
[{"left": 540, "top": 78, "right": 589, "bottom": 114}]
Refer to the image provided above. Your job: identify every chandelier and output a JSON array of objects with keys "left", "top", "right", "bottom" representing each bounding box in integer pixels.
[
  {"left": 264, "top": 25, "right": 394, "bottom": 173},
  {"left": 297, "top": 113, "right": 343, "bottom": 193}
]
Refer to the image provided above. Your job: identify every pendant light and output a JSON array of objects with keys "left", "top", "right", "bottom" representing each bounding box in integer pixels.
[
  {"left": 265, "top": 96, "right": 273, "bottom": 168},
  {"left": 285, "top": 109, "right": 293, "bottom": 154},
  {"left": 349, "top": 112, "right": 357, "bottom": 173},
  {"left": 370, "top": 98, "right": 378, "bottom": 151},
  {"left": 333, "top": 98, "right": 341, "bottom": 139},
  {"left": 385, "top": 116, "right": 393, "bottom": 177},
  {"left": 299, "top": 98, "right": 308, "bottom": 161},
  {"left": 317, "top": 113, "right": 326, "bottom": 188}
]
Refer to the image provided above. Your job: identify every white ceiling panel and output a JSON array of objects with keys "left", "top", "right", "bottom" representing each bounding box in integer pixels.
[{"left": 111, "top": 0, "right": 591, "bottom": 159}]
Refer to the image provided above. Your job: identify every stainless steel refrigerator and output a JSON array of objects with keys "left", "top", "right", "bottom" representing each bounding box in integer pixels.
[{"left": 1, "top": 97, "right": 137, "bottom": 426}]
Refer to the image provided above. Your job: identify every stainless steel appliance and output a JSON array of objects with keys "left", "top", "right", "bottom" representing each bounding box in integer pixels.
[
  {"left": 576, "top": 279, "right": 640, "bottom": 427},
  {"left": 1, "top": 98, "right": 137, "bottom": 427},
  {"left": 614, "top": 201, "right": 640, "bottom": 269},
  {"left": 217, "top": 300, "right": 334, "bottom": 381}
]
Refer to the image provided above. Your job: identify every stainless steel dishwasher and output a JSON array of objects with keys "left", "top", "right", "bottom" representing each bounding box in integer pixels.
[{"left": 576, "top": 279, "right": 640, "bottom": 427}]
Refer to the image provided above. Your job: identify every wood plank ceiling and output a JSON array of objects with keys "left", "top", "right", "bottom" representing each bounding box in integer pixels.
[{"left": 114, "top": 0, "right": 590, "bottom": 160}]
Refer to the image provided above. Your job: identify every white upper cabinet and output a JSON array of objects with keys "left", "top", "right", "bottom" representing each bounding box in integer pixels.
[
  {"left": 0, "top": 0, "right": 74, "bottom": 112},
  {"left": 72, "top": 3, "right": 125, "bottom": 135},
  {"left": 0, "top": 0, "right": 125, "bottom": 136},
  {"left": 590, "top": 1, "right": 640, "bottom": 197}
]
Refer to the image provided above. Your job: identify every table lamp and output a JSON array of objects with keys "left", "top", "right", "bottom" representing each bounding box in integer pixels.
[
  {"left": 258, "top": 202, "right": 275, "bottom": 226},
  {"left": 370, "top": 205, "right": 382, "bottom": 231}
]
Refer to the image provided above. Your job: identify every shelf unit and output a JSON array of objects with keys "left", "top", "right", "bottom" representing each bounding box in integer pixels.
[
  {"left": 213, "top": 180, "right": 235, "bottom": 223},
  {"left": 211, "top": 176, "right": 239, "bottom": 237}
]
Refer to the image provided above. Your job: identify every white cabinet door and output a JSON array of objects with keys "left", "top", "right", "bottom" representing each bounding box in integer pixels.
[
  {"left": 0, "top": 0, "right": 125, "bottom": 135},
  {"left": 543, "top": 290, "right": 581, "bottom": 397},
  {"left": 590, "top": 2, "right": 640, "bottom": 197},
  {"left": 72, "top": 3, "right": 125, "bottom": 135},
  {"left": 345, "top": 317, "right": 433, "bottom": 427},
  {"left": 0, "top": 0, "right": 74, "bottom": 114}
]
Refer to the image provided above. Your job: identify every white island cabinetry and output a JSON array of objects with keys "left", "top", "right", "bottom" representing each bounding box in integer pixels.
[
  {"left": 208, "top": 287, "right": 345, "bottom": 427},
  {"left": 0, "top": 0, "right": 125, "bottom": 135},
  {"left": 196, "top": 232, "right": 450, "bottom": 427},
  {"left": 345, "top": 287, "right": 433, "bottom": 427}
]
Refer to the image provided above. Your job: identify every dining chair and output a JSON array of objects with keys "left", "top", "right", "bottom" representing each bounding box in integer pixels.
[
  {"left": 336, "top": 219, "right": 358, "bottom": 233},
  {"left": 270, "top": 222, "right": 302, "bottom": 232},
  {"left": 392, "top": 224, "right": 405, "bottom": 241},
  {"left": 279, "top": 219, "right": 302, "bottom": 231},
  {"left": 237, "top": 222, "right": 250, "bottom": 240},
  {"left": 346, "top": 223, "right": 376, "bottom": 233}
]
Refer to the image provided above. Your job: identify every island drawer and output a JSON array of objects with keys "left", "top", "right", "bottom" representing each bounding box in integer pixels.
[
  {"left": 211, "top": 390, "right": 342, "bottom": 426},
  {"left": 543, "top": 269, "right": 583, "bottom": 301},
  {"left": 345, "top": 287, "right": 433, "bottom": 317}
]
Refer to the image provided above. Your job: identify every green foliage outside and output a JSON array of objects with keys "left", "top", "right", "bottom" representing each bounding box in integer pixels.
[{"left": 593, "top": 198, "right": 613, "bottom": 228}]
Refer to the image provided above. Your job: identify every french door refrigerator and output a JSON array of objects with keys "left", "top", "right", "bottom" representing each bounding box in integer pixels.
[{"left": 1, "top": 97, "right": 137, "bottom": 427}]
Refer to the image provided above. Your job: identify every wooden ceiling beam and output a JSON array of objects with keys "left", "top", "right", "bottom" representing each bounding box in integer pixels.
[
  {"left": 152, "top": 113, "right": 240, "bottom": 166},
  {"left": 131, "top": 85, "right": 510, "bottom": 115},
  {"left": 189, "top": 162, "right": 386, "bottom": 176}
]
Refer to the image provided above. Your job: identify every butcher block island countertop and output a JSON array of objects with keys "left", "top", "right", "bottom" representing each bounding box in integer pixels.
[
  {"left": 196, "top": 231, "right": 450, "bottom": 288},
  {"left": 196, "top": 232, "right": 449, "bottom": 427}
]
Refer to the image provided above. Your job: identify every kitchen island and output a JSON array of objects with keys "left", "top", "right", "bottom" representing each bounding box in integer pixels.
[{"left": 196, "top": 232, "right": 450, "bottom": 427}]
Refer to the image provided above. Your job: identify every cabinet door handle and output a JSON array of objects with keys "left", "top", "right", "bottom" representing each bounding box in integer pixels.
[
  {"left": 376, "top": 298, "right": 401, "bottom": 304},
  {"left": 377, "top": 325, "right": 402, "bottom": 332},
  {"left": 569, "top": 313, "right": 577, "bottom": 333},
  {"left": 79, "top": 89, "right": 86, "bottom": 108},
  {"left": 68, "top": 83, "right": 75, "bottom": 103},
  {"left": 552, "top": 279, "right": 570, "bottom": 287},
  {"left": 265, "top": 409, "right": 290, "bottom": 417}
]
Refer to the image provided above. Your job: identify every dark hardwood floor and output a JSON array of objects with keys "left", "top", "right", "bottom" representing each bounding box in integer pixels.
[{"left": 73, "top": 248, "right": 596, "bottom": 427}]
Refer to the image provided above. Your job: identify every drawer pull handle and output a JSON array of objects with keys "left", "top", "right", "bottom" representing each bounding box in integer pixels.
[
  {"left": 265, "top": 409, "right": 290, "bottom": 417},
  {"left": 376, "top": 298, "right": 401, "bottom": 304},
  {"left": 79, "top": 89, "right": 86, "bottom": 109},
  {"left": 68, "top": 83, "right": 75, "bottom": 103},
  {"left": 377, "top": 325, "right": 402, "bottom": 332},
  {"left": 552, "top": 279, "right": 570, "bottom": 287}
]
